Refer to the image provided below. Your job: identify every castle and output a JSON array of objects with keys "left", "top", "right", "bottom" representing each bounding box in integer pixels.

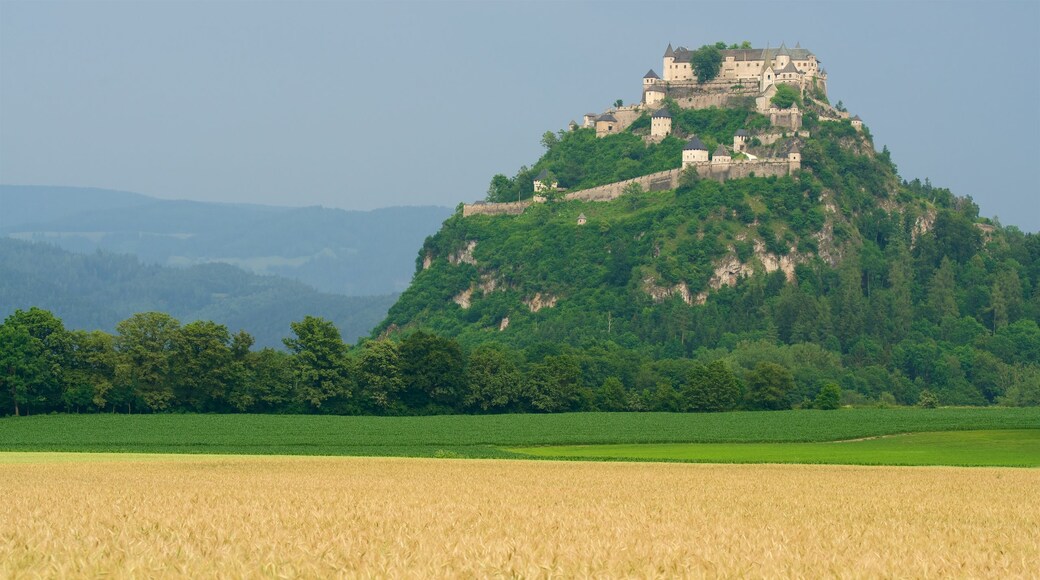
[{"left": 463, "top": 42, "right": 858, "bottom": 218}]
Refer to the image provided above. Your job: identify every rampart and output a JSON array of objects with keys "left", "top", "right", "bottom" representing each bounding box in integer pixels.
[
  {"left": 461, "top": 156, "right": 796, "bottom": 217},
  {"left": 564, "top": 169, "right": 682, "bottom": 202},
  {"left": 461, "top": 200, "right": 533, "bottom": 217}
]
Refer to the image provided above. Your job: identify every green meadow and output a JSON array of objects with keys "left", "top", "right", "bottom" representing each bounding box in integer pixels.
[
  {"left": 0, "top": 408, "right": 1037, "bottom": 466},
  {"left": 509, "top": 429, "right": 1040, "bottom": 467}
]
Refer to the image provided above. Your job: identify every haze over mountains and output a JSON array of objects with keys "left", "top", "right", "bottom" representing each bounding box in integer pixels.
[
  {"left": 0, "top": 185, "right": 452, "bottom": 346},
  {"left": 1, "top": 185, "right": 453, "bottom": 296}
]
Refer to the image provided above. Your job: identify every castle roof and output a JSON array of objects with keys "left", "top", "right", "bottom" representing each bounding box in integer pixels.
[
  {"left": 664, "top": 43, "right": 675, "bottom": 58},
  {"left": 718, "top": 46, "right": 814, "bottom": 62},
  {"left": 851, "top": 115, "right": 862, "bottom": 121},
  {"left": 645, "top": 84, "right": 666, "bottom": 93},
  {"left": 777, "top": 61, "right": 801, "bottom": 75},
  {"left": 684, "top": 136, "right": 707, "bottom": 151},
  {"left": 735, "top": 129, "right": 749, "bottom": 137},
  {"left": 713, "top": 144, "right": 730, "bottom": 157},
  {"left": 597, "top": 113, "right": 617, "bottom": 122},
  {"left": 578, "top": 213, "right": 587, "bottom": 219},
  {"left": 536, "top": 169, "right": 550, "bottom": 180},
  {"left": 652, "top": 108, "right": 672, "bottom": 118},
  {"left": 776, "top": 43, "right": 790, "bottom": 57},
  {"left": 644, "top": 69, "right": 660, "bottom": 79}
]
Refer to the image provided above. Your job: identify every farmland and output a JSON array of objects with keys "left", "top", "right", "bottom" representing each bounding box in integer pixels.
[
  {"left": 1, "top": 454, "right": 1037, "bottom": 577},
  {"left": 2, "top": 408, "right": 1039, "bottom": 461},
  {"left": 511, "top": 429, "right": 1040, "bottom": 466}
]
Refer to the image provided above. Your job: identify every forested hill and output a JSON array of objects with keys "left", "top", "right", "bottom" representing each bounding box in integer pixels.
[
  {"left": 0, "top": 185, "right": 452, "bottom": 296},
  {"left": 0, "top": 238, "right": 396, "bottom": 347},
  {"left": 379, "top": 116, "right": 1040, "bottom": 407}
]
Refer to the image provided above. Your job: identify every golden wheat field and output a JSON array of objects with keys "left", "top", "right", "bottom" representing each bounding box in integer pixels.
[{"left": 1, "top": 454, "right": 1038, "bottom": 578}]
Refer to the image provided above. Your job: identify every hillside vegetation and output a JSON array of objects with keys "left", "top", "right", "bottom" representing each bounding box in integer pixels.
[{"left": 380, "top": 115, "right": 1040, "bottom": 408}]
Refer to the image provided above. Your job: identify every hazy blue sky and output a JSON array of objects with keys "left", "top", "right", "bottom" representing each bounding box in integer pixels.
[{"left": 2, "top": 1, "right": 1038, "bottom": 230}]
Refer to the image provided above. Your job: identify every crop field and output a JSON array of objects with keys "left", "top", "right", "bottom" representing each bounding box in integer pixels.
[
  {"left": 1, "top": 454, "right": 1037, "bottom": 577},
  {"left": 2, "top": 407, "right": 1039, "bottom": 459},
  {"left": 511, "top": 429, "right": 1040, "bottom": 466}
]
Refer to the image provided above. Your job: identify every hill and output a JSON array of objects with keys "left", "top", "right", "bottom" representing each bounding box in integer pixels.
[
  {"left": 378, "top": 110, "right": 1040, "bottom": 407},
  {"left": 0, "top": 238, "right": 395, "bottom": 347},
  {"left": 0, "top": 185, "right": 453, "bottom": 296}
]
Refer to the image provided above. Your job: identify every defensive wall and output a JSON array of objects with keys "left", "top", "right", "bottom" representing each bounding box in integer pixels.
[{"left": 462, "top": 157, "right": 796, "bottom": 217}]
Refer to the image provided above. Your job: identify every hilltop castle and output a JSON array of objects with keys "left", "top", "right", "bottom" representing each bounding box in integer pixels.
[{"left": 463, "top": 41, "right": 860, "bottom": 218}]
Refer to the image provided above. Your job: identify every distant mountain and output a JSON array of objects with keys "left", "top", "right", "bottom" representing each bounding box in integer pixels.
[
  {"left": 0, "top": 237, "right": 397, "bottom": 348},
  {"left": 0, "top": 185, "right": 453, "bottom": 296}
]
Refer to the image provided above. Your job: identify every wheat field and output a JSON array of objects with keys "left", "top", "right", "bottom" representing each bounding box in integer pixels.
[{"left": 1, "top": 454, "right": 1037, "bottom": 578}]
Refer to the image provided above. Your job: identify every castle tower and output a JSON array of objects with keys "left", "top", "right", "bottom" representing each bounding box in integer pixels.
[
  {"left": 595, "top": 113, "right": 618, "bottom": 137},
  {"left": 663, "top": 43, "right": 675, "bottom": 81},
  {"left": 650, "top": 108, "right": 672, "bottom": 138},
  {"left": 733, "top": 129, "right": 749, "bottom": 153},
  {"left": 682, "top": 136, "right": 709, "bottom": 167},
  {"left": 851, "top": 115, "right": 863, "bottom": 131},
  {"left": 644, "top": 83, "right": 666, "bottom": 106},
  {"left": 774, "top": 43, "right": 791, "bottom": 70},
  {"left": 711, "top": 144, "right": 731, "bottom": 164},
  {"left": 787, "top": 143, "right": 801, "bottom": 174},
  {"left": 643, "top": 69, "right": 660, "bottom": 91}
]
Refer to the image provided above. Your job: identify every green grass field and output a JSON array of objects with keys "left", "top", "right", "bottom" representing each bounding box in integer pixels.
[
  {"left": 509, "top": 430, "right": 1040, "bottom": 467},
  {"left": 0, "top": 408, "right": 1038, "bottom": 465}
]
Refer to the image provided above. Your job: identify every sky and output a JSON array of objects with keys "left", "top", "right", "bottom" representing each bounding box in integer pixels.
[{"left": 1, "top": 1, "right": 1038, "bottom": 231}]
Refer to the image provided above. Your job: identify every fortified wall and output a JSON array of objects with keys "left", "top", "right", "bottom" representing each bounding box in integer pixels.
[{"left": 462, "top": 156, "right": 796, "bottom": 217}]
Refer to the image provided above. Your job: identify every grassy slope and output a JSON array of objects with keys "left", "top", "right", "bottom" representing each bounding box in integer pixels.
[
  {"left": 510, "top": 430, "right": 1040, "bottom": 467},
  {"left": 0, "top": 409, "right": 1037, "bottom": 461}
]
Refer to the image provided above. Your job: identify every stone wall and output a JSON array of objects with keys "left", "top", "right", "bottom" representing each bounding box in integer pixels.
[
  {"left": 461, "top": 200, "right": 535, "bottom": 217},
  {"left": 461, "top": 158, "right": 795, "bottom": 217},
  {"left": 564, "top": 169, "right": 683, "bottom": 202}
]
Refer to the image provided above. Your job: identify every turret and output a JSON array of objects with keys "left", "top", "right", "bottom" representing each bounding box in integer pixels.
[
  {"left": 733, "top": 129, "right": 749, "bottom": 153},
  {"left": 775, "top": 43, "right": 791, "bottom": 70},
  {"left": 787, "top": 143, "right": 801, "bottom": 173},
  {"left": 533, "top": 169, "right": 558, "bottom": 193},
  {"left": 643, "top": 69, "right": 660, "bottom": 91},
  {"left": 711, "top": 144, "right": 731, "bottom": 164},
  {"left": 850, "top": 115, "right": 863, "bottom": 131},
  {"left": 682, "top": 136, "right": 709, "bottom": 167},
  {"left": 595, "top": 113, "right": 618, "bottom": 138},
  {"left": 663, "top": 43, "right": 675, "bottom": 81},
  {"left": 650, "top": 108, "right": 672, "bottom": 139},
  {"left": 644, "top": 83, "right": 666, "bottom": 106}
]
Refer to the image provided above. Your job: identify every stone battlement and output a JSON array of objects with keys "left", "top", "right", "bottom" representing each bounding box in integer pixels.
[{"left": 461, "top": 154, "right": 797, "bottom": 217}]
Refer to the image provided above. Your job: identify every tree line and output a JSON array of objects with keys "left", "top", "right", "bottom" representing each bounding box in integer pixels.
[{"left": 2, "top": 307, "right": 864, "bottom": 417}]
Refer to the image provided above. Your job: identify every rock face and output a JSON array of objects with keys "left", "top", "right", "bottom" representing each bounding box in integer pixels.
[
  {"left": 453, "top": 287, "right": 473, "bottom": 309},
  {"left": 448, "top": 241, "right": 478, "bottom": 266},
  {"left": 499, "top": 317, "right": 510, "bottom": 331},
  {"left": 642, "top": 278, "right": 693, "bottom": 305},
  {"left": 422, "top": 253, "right": 433, "bottom": 270},
  {"left": 524, "top": 293, "right": 558, "bottom": 312}
]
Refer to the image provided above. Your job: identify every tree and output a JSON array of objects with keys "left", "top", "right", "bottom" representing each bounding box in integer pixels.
[
  {"left": 464, "top": 345, "right": 523, "bottom": 413},
  {"left": 917, "top": 389, "right": 939, "bottom": 408},
  {"left": 926, "top": 258, "right": 959, "bottom": 322},
  {"left": 356, "top": 340, "right": 404, "bottom": 413},
  {"left": 528, "top": 355, "right": 587, "bottom": 413},
  {"left": 770, "top": 84, "right": 801, "bottom": 109},
  {"left": 597, "top": 377, "right": 628, "bottom": 411},
  {"left": 283, "top": 316, "right": 351, "bottom": 411},
  {"left": 746, "top": 362, "right": 796, "bottom": 410},
  {"left": 170, "top": 320, "right": 236, "bottom": 412},
  {"left": 690, "top": 45, "right": 722, "bottom": 83},
  {"left": 0, "top": 308, "right": 70, "bottom": 415},
  {"left": 399, "top": 331, "right": 466, "bottom": 412},
  {"left": 814, "top": 382, "right": 842, "bottom": 410},
  {"left": 614, "top": 99, "right": 623, "bottom": 108},
  {"left": 66, "top": 330, "right": 117, "bottom": 412},
  {"left": 683, "top": 360, "right": 740, "bottom": 412},
  {"left": 114, "top": 312, "right": 180, "bottom": 412}
]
